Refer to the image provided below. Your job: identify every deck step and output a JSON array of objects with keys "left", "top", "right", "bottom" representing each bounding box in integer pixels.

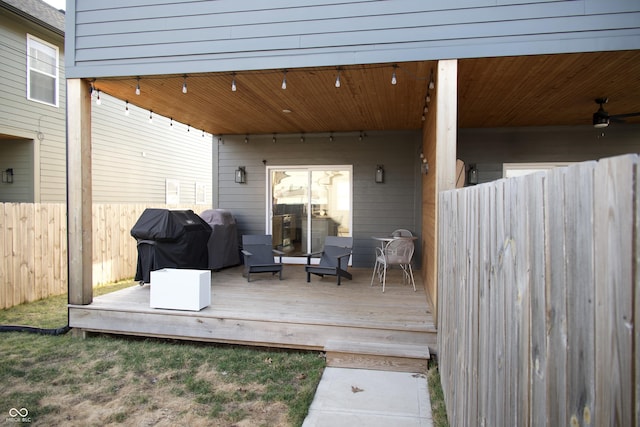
[{"left": 324, "top": 340, "right": 430, "bottom": 373}]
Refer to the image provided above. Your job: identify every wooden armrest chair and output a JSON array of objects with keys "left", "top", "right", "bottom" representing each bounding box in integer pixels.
[
  {"left": 305, "top": 236, "right": 353, "bottom": 285},
  {"left": 241, "top": 235, "right": 284, "bottom": 282}
]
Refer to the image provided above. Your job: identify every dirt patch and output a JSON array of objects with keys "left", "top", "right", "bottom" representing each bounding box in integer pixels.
[{"left": 9, "top": 360, "right": 291, "bottom": 426}]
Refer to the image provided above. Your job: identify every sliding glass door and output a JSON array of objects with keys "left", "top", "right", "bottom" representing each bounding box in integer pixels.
[{"left": 267, "top": 166, "right": 352, "bottom": 263}]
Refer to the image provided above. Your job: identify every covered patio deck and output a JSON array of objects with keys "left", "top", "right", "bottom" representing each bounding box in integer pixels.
[{"left": 69, "top": 264, "right": 436, "bottom": 372}]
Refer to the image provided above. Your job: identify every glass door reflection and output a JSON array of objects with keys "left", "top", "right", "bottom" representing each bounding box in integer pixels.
[{"left": 269, "top": 167, "right": 351, "bottom": 260}]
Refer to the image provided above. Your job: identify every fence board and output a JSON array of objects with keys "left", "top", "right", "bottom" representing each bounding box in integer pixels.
[
  {"left": 438, "top": 154, "right": 638, "bottom": 426},
  {"left": 565, "top": 162, "right": 596, "bottom": 427},
  {"left": 594, "top": 156, "right": 635, "bottom": 427},
  {"left": 527, "top": 171, "right": 547, "bottom": 427},
  {"left": 545, "top": 166, "right": 569, "bottom": 425}
]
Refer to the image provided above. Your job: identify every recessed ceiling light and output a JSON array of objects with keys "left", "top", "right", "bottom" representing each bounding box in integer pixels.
[{"left": 282, "top": 109, "right": 292, "bottom": 113}]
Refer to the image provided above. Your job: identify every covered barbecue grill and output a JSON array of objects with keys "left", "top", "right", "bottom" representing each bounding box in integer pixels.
[
  {"left": 200, "top": 209, "right": 240, "bottom": 270},
  {"left": 131, "top": 208, "right": 212, "bottom": 283}
]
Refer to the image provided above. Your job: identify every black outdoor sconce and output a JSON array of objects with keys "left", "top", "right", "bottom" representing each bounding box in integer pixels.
[
  {"left": 375, "top": 164, "right": 385, "bottom": 183},
  {"left": 2, "top": 168, "right": 13, "bottom": 184},
  {"left": 235, "top": 166, "right": 246, "bottom": 183}
]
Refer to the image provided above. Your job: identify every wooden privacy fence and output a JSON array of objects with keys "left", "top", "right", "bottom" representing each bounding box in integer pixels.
[
  {"left": 437, "top": 154, "right": 639, "bottom": 427},
  {"left": 1, "top": 203, "right": 202, "bottom": 309}
]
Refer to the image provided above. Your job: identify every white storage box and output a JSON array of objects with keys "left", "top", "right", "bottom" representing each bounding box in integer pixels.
[{"left": 150, "top": 268, "right": 211, "bottom": 311}]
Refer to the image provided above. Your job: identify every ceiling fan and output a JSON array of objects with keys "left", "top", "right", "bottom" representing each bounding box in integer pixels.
[{"left": 592, "top": 98, "right": 640, "bottom": 128}]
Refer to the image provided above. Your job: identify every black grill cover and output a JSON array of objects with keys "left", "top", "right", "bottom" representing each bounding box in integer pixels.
[
  {"left": 131, "top": 209, "right": 212, "bottom": 283},
  {"left": 200, "top": 209, "right": 240, "bottom": 270}
]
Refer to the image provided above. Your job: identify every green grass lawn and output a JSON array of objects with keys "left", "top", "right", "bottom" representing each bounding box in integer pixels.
[{"left": 0, "top": 281, "right": 447, "bottom": 426}]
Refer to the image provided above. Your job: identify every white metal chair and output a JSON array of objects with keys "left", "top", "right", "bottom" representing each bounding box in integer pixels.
[
  {"left": 370, "top": 238, "right": 416, "bottom": 292},
  {"left": 391, "top": 228, "right": 413, "bottom": 237}
]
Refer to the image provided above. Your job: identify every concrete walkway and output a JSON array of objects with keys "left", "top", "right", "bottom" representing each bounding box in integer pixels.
[{"left": 302, "top": 367, "right": 434, "bottom": 427}]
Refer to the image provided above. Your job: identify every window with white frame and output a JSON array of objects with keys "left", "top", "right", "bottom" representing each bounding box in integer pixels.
[
  {"left": 27, "top": 34, "right": 59, "bottom": 107},
  {"left": 166, "top": 179, "right": 180, "bottom": 204},
  {"left": 195, "top": 182, "right": 207, "bottom": 204}
]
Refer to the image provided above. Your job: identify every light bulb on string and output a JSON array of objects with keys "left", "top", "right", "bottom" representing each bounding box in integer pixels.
[
  {"left": 182, "top": 75, "right": 188, "bottom": 94},
  {"left": 231, "top": 73, "right": 237, "bottom": 92},
  {"left": 95, "top": 90, "right": 101, "bottom": 105},
  {"left": 125, "top": 100, "right": 130, "bottom": 116},
  {"left": 391, "top": 65, "right": 397, "bottom": 85},
  {"left": 148, "top": 110, "right": 153, "bottom": 123},
  {"left": 169, "top": 118, "right": 173, "bottom": 129},
  {"left": 281, "top": 70, "right": 287, "bottom": 90},
  {"left": 335, "top": 69, "right": 341, "bottom": 88},
  {"left": 135, "top": 78, "right": 141, "bottom": 95}
]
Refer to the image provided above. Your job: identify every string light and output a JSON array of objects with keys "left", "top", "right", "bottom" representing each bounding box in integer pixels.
[
  {"left": 148, "top": 110, "right": 153, "bottom": 123},
  {"left": 231, "top": 73, "right": 237, "bottom": 92},
  {"left": 429, "top": 69, "right": 434, "bottom": 89},
  {"left": 187, "top": 124, "right": 190, "bottom": 132},
  {"left": 335, "top": 68, "right": 341, "bottom": 88},
  {"left": 125, "top": 100, "right": 129, "bottom": 116},
  {"left": 272, "top": 134, "right": 277, "bottom": 143},
  {"left": 95, "top": 90, "right": 101, "bottom": 105},
  {"left": 244, "top": 135, "right": 249, "bottom": 143},
  {"left": 170, "top": 117, "right": 173, "bottom": 128},
  {"left": 182, "top": 75, "right": 188, "bottom": 94},
  {"left": 391, "top": 65, "right": 397, "bottom": 85},
  {"left": 281, "top": 70, "right": 287, "bottom": 90},
  {"left": 329, "top": 132, "right": 334, "bottom": 142},
  {"left": 300, "top": 134, "right": 305, "bottom": 143},
  {"left": 135, "top": 77, "right": 141, "bottom": 95}
]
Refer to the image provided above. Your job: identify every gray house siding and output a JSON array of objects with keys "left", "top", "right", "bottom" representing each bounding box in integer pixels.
[
  {"left": 66, "top": 0, "right": 640, "bottom": 79},
  {"left": 91, "top": 93, "right": 213, "bottom": 205},
  {"left": 458, "top": 124, "right": 640, "bottom": 183},
  {"left": 0, "top": 6, "right": 66, "bottom": 202},
  {"left": 0, "top": 2, "right": 213, "bottom": 204},
  {"left": 216, "top": 130, "right": 422, "bottom": 267}
]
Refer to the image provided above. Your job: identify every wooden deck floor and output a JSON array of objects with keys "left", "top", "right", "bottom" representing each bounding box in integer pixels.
[{"left": 69, "top": 265, "right": 436, "bottom": 371}]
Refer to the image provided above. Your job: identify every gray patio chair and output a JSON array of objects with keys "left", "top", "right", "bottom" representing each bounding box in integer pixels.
[
  {"left": 370, "top": 237, "right": 416, "bottom": 292},
  {"left": 305, "top": 236, "right": 353, "bottom": 285},
  {"left": 241, "top": 234, "right": 284, "bottom": 282}
]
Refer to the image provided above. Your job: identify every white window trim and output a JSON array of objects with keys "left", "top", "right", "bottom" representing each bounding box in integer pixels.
[
  {"left": 166, "top": 179, "right": 180, "bottom": 205},
  {"left": 265, "top": 165, "right": 353, "bottom": 265},
  {"left": 195, "top": 182, "right": 207, "bottom": 204},
  {"left": 26, "top": 34, "right": 59, "bottom": 107},
  {"left": 503, "top": 162, "right": 574, "bottom": 178}
]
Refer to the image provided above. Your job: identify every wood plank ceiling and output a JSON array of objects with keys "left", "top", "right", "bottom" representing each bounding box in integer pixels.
[{"left": 92, "top": 50, "right": 640, "bottom": 137}]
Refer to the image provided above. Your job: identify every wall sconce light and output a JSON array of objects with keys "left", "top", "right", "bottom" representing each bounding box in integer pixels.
[
  {"left": 420, "top": 153, "right": 429, "bottom": 175},
  {"left": 375, "top": 165, "right": 385, "bottom": 183},
  {"left": 235, "top": 166, "right": 246, "bottom": 183},
  {"left": 468, "top": 164, "right": 478, "bottom": 185},
  {"left": 2, "top": 168, "right": 13, "bottom": 184}
]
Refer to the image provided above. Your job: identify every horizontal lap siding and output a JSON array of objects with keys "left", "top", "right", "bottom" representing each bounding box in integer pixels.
[
  {"left": 0, "top": 11, "right": 67, "bottom": 202},
  {"left": 66, "top": 0, "right": 640, "bottom": 78},
  {"left": 91, "top": 93, "right": 213, "bottom": 205},
  {"left": 216, "top": 131, "right": 422, "bottom": 268}
]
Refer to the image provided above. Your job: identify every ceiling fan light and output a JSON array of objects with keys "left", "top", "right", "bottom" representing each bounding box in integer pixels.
[{"left": 592, "top": 112, "right": 609, "bottom": 128}]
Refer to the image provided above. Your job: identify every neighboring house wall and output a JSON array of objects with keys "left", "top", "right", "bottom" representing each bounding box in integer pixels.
[
  {"left": 458, "top": 124, "right": 640, "bottom": 183},
  {"left": 91, "top": 93, "right": 213, "bottom": 205},
  {"left": 65, "top": 1, "right": 640, "bottom": 78},
  {"left": 0, "top": 3, "right": 213, "bottom": 204},
  {"left": 215, "top": 130, "right": 422, "bottom": 267},
  {"left": 0, "top": 6, "right": 66, "bottom": 202}
]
